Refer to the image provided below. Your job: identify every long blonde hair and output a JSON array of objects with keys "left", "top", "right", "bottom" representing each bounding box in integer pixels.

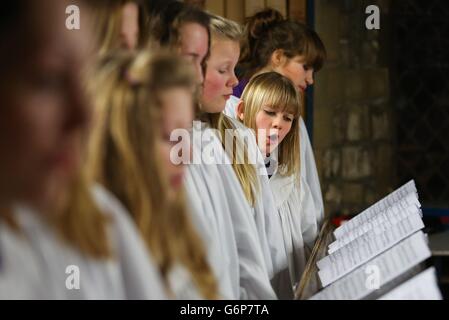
[
  {"left": 51, "top": 171, "right": 113, "bottom": 258},
  {"left": 1, "top": 169, "right": 113, "bottom": 260},
  {"left": 86, "top": 50, "right": 218, "bottom": 299},
  {"left": 202, "top": 14, "right": 260, "bottom": 206},
  {"left": 240, "top": 72, "right": 301, "bottom": 177},
  {"left": 90, "top": 0, "right": 149, "bottom": 55}
]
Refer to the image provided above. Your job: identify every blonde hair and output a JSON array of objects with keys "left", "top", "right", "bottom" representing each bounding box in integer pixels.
[
  {"left": 91, "top": 0, "right": 149, "bottom": 55},
  {"left": 240, "top": 72, "right": 301, "bottom": 177},
  {"left": 51, "top": 171, "right": 113, "bottom": 258},
  {"left": 209, "top": 13, "right": 243, "bottom": 43},
  {"left": 200, "top": 15, "right": 259, "bottom": 206},
  {"left": 86, "top": 50, "right": 218, "bottom": 299},
  {"left": 0, "top": 169, "right": 113, "bottom": 259}
]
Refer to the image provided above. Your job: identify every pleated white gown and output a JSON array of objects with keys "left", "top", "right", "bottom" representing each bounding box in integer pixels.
[
  {"left": 224, "top": 96, "right": 322, "bottom": 294},
  {"left": 0, "top": 185, "right": 167, "bottom": 300},
  {"left": 184, "top": 121, "right": 277, "bottom": 300},
  {"left": 225, "top": 116, "right": 293, "bottom": 299},
  {"left": 267, "top": 154, "right": 319, "bottom": 290},
  {"left": 225, "top": 96, "right": 324, "bottom": 225}
]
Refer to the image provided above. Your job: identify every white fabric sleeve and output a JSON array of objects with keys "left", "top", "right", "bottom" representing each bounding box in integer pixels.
[
  {"left": 91, "top": 185, "right": 168, "bottom": 300},
  {"left": 299, "top": 117, "right": 325, "bottom": 225}
]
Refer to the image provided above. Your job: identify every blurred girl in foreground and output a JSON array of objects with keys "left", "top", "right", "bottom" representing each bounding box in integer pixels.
[{"left": 0, "top": 0, "right": 165, "bottom": 299}]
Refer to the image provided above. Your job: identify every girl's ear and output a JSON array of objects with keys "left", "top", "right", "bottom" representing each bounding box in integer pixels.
[
  {"left": 236, "top": 100, "right": 245, "bottom": 121},
  {"left": 270, "top": 49, "right": 287, "bottom": 69}
]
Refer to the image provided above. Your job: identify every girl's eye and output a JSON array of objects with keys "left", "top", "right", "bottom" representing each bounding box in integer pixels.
[
  {"left": 284, "top": 116, "right": 293, "bottom": 122},
  {"left": 264, "top": 110, "right": 276, "bottom": 116},
  {"left": 304, "top": 65, "right": 315, "bottom": 73},
  {"left": 218, "top": 69, "right": 226, "bottom": 74}
]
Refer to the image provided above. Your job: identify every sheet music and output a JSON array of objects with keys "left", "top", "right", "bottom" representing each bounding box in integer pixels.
[
  {"left": 310, "top": 232, "right": 430, "bottom": 300},
  {"left": 328, "top": 195, "right": 421, "bottom": 254},
  {"left": 317, "top": 212, "right": 425, "bottom": 287},
  {"left": 333, "top": 180, "right": 417, "bottom": 239},
  {"left": 378, "top": 267, "right": 442, "bottom": 300}
]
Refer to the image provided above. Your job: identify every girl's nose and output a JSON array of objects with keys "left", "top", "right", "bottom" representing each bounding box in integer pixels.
[
  {"left": 196, "top": 62, "right": 204, "bottom": 85},
  {"left": 306, "top": 70, "right": 314, "bottom": 85},
  {"left": 272, "top": 115, "right": 283, "bottom": 129},
  {"left": 229, "top": 71, "right": 239, "bottom": 88}
]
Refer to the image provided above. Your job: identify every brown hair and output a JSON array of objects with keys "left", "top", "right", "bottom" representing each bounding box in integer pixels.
[
  {"left": 150, "top": 1, "right": 211, "bottom": 49},
  {"left": 239, "top": 8, "right": 326, "bottom": 79}
]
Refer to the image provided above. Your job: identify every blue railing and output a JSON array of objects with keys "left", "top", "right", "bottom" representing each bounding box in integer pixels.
[
  {"left": 422, "top": 207, "right": 449, "bottom": 218},
  {"left": 305, "top": 0, "right": 315, "bottom": 145}
]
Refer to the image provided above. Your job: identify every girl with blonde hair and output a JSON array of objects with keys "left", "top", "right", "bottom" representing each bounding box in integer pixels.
[
  {"left": 202, "top": 13, "right": 300, "bottom": 299},
  {"left": 149, "top": 6, "right": 248, "bottom": 300},
  {"left": 92, "top": 0, "right": 149, "bottom": 54},
  {"left": 224, "top": 8, "right": 327, "bottom": 234},
  {"left": 86, "top": 50, "right": 218, "bottom": 299},
  {"left": 0, "top": 0, "right": 165, "bottom": 299},
  {"left": 183, "top": 13, "right": 286, "bottom": 299},
  {"left": 236, "top": 72, "right": 319, "bottom": 296}
]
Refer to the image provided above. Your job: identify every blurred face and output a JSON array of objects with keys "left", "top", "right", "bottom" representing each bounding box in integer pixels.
[
  {"left": 120, "top": 2, "right": 140, "bottom": 50},
  {"left": 254, "top": 107, "right": 294, "bottom": 156},
  {"left": 201, "top": 39, "right": 240, "bottom": 113},
  {"left": 274, "top": 55, "right": 314, "bottom": 94},
  {"left": 178, "top": 23, "right": 209, "bottom": 84},
  {"left": 158, "top": 88, "right": 194, "bottom": 200},
  {"left": 0, "top": 0, "right": 93, "bottom": 210}
]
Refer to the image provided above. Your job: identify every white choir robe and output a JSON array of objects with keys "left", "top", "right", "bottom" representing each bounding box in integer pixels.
[
  {"left": 224, "top": 96, "right": 322, "bottom": 293},
  {"left": 184, "top": 151, "right": 238, "bottom": 299},
  {"left": 225, "top": 96, "right": 325, "bottom": 226},
  {"left": 0, "top": 185, "right": 167, "bottom": 300},
  {"left": 167, "top": 264, "right": 204, "bottom": 300},
  {"left": 184, "top": 121, "right": 277, "bottom": 300},
  {"left": 225, "top": 116, "right": 293, "bottom": 299},
  {"left": 267, "top": 154, "right": 319, "bottom": 290}
]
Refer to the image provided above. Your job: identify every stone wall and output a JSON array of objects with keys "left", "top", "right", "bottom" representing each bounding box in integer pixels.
[{"left": 314, "top": 0, "right": 395, "bottom": 217}]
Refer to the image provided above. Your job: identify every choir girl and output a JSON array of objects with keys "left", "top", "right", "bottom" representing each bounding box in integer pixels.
[
  {"left": 224, "top": 8, "right": 327, "bottom": 230},
  {"left": 0, "top": 0, "right": 165, "bottom": 299},
  {"left": 200, "top": 13, "right": 294, "bottom": 299},
  {"left": 85, "top": 50, "right": 219, "bottom": 299},
  {"left": 236, "top": 71, "right": 320, "bottom": 293}
]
